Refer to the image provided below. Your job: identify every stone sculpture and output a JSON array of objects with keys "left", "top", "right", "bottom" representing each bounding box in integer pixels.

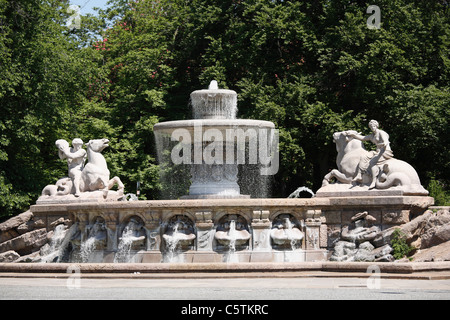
[
  {"left": 348, "top": 120, "right": 393, "bottom": 189},
  {"left": 340, "top": 211, "right": 379, "bottom": 243},
  {"left": 38, "top": 138, "right": 124, "bottom": 202},
  {"left": 215, "top": 215, "right": 251, "bottom": 248},
  {"left": 318, "top": 120, "right": 428, "bottom": 195},
  {"left": 163, "top": 216, "right": 196, "bottom": 251},
  {"left": 85, "top": 217, "right": 107, "bottom": 250},
  {"left": 119, "top": 217, "right": 146, "bottom": 250},
  {"left": 270, "top": 214, "right": 304, "bottom": 249},
  {"left": 330, "top": 211, "right": 394, "bottom": 262}
]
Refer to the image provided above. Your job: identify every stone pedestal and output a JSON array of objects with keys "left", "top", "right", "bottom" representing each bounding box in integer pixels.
[{"left": 28, "top": 195, "right": 433, "bottom": 263}]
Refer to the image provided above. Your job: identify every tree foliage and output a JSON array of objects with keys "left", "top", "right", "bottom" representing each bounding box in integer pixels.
[
  {"left": 0, "top": 0, "right": 100, "bottom": 218},
  {"left": 1, "top": 0, "right": 448, "bottom": 218}
]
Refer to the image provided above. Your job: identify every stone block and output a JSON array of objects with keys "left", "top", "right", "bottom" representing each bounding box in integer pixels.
[
  {"left": 0, "top": 211, "right": 33, "bottom": 233},
  {"left": 0, "top": 229, "right": 20, "bottom": 244},
  {"left": 103, "top": 252, "right": 116, "bottom": 263},
  {"left": 342, "top": 211, "right": 358, "bottom": 225},
  {"left": 304, "top": 250, "right": 327, "bottom": 262},
  {"left": 382, "top": 209, "right": 410, "bottom": 225},
  {"left": 0, "top": 250, "right": 20, "bottom": 263},
  {"left": 0, "top": 228, "right": 47, "bottom": 255},
  {"left": 191, "top": 251, "right": 222, "bottom": 263},
  {"left": 250, "top": 251, "right": 274, "bottom": 263},
  {"left": 420, "top": 224, "right": 450, "bottom": 249},
  {"left": 319, "top": 224, "right": 328, "bottom": 248},
  {"left": 252, "top": 229, "right": 271, "bottom": 251},
  {"left": 0, "top": 211, "right": 34, "bottom": 243},
  {"left": 322, "top": 211, "right": 342, "bottom": 224}
]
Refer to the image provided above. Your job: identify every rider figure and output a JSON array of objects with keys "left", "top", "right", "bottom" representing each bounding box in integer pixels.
[
  {"left": 58, "top": 138, "right": 87, "bottom": 197},
  {"left": 348, "top": 120, "right": 393, "bottom": 189}
]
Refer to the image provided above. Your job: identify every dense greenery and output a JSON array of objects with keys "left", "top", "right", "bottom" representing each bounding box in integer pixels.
[{"left": 1, "top": 0, "right": 449, "bottom": 219}]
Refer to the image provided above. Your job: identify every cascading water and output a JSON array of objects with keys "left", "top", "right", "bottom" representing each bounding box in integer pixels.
[
  {"left": 114, "top": 225, "right": 135, "bottom": 263},
  {"left": 80, "top": 236, "right": 97, "bottom": 263},
  {"left": 163, "top": 222, "right": 184, "bottom": 263},
  {"left": 270, "top": 215, "right": 305, "bottom": 262},
  {"left": 40, "top": 223, "right": 78, "bottom": 263},
  {"left": 153, "top": 80, "right": 276, "bottom": 199},
  {"left": 223, "top": 220, "right": 236, "bottom": 263},
  {"left": 162, "top": 217, "right": 196, "bottom": 263},
  {"left": 190, "top": 80, "right": 238, "bottom": 120},
  {"left": 214, "top": 216, "right": 251, "bottom": 263},
  {"left": 283, "top": 218, "right": 303, "bottom": 262},
  {"left": 114, "top": 218, "right": 146, "bottom": 263},
  {"left": 79, "top": 219, "right": 107, "bottom": 263},
  {"left": 283, "top": 217, "right": 298, "bottom": 251}
]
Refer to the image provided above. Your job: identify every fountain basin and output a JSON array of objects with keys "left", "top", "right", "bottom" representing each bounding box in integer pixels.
[
  {"left": 154, "top": 81, "right": 278, "bottom": 200},
  {"left": 154, "top": 119, "right": 275, "bottom": 135},
  {"left": 154, "top": 119, "right": 276, "bottom": 199},
  {"left": 163, "top": 233, "right": 196, "bottom": 248},
  {"left": 28, "top": 195, "right": 433, "bottom": 263},
  {"left": 214, "top": 217, "right": 251, "bottom": 248},
  {"left": 270, "top": 214, "right": 304, "bottom": 248},
  {"left": 271, "top": 229, "right": 304, "bottom": 246}
]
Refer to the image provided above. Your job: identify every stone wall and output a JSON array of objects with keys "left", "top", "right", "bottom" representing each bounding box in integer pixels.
[
  {"left": 0, "top": 195, "right": 436, "bottom": 263},
  {"left": 320, "top": 195, "right": 434, "bottom": 251}
]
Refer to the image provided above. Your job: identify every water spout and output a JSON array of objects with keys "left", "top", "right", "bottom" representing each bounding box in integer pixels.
[
  {"left": 80, "top": 236, "right": 96, "bottom": 262},
  {"left": 114, "top": 218, "right": 146, "bottom": 263},
  {"left": 163, "top": 217, "right": 196, "bottom": 263},
  {"left": 165, "top": 222, "right": 183, "bottom": 262},
  {"left": 283, "top": 217, "right": 298, "bottom": 251},
  {"left": 80, "top": 219, "right": 107, "bottom": 262},
  {"left": 40, "top": 223, "right": 78, "bottom": 263},
  {"left": 190, "top": 80, "right": 237, "bottom": 120},
  {"left": 209, "top": 80, "right": 219, "bottom": 90},
  {"left": 221, "top": 220, "right": 237, "bottom": 263}
]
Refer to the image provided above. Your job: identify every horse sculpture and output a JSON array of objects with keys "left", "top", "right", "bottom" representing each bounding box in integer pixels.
[
  {"left": 40, "top": 138, "right": 124, "bottom": 200},
  {"left": 321, "top": 130, "right": 428, "bottom": 195},
  {"left": 80, "top": 139, "right": 124, "bottom": 198}
]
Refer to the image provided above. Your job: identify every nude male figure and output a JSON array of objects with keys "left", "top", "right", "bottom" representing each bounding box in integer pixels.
[{"left": 57, "top": 138, "right": 87, "bottom": 197}]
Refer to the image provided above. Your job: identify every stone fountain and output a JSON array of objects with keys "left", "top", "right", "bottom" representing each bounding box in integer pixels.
[
  {"left": 12, "top": 82, "right": 434, "bottom": 265},
  {"left": 153, "top": 80, "right": 277, "bottom": 199}
]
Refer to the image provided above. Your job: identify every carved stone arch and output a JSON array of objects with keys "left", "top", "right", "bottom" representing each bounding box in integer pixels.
[
  {"left": 162, "top": 210, "right": 196, "bottom": 226},
  {"left": 271, "top": 213, "right": 302, "bottom": 229},
  {"left": 270, "top": 210, "right": 304, "bottom": 224},
  {"left": 213, "top": 211, "right": 229, "bottom": 227},
  {"left": 118, "top": 214, "right": 145, "bottom": 235},
  {"left": 215, "top": 213, "right": 250, "bottom": 233},
  {"left": 213, "top": 210, "right": 252, "bottom": 228},
  {"left": 119, "top": 212, "right": 145, "bottom": 226},
  {"left": 89, "top": 215, "right": 106, "bottom": 225},
  {"left": 233, "top": 209, "right": 253, "bottom": 227},
  {"left": 161, "top": 214, "right": 196, "bottom": 235},
  {"left": 99, "top": 211, "right": 119, "bottom": 224}
]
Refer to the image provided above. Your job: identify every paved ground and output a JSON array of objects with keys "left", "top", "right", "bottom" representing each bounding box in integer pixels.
[
  {"left": 1, "top": 262, "right": 449, "bottom": 310},
  {"left": 1, "top": 275, "right": 449, "bottom": 300}
]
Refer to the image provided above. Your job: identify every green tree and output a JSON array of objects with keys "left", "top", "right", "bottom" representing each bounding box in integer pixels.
[
  {"left": 0, "top": 0, "right": 100, "bottom": 218},
  {"left": 1, "top": 0, "right": 448, "bottom": 218}
]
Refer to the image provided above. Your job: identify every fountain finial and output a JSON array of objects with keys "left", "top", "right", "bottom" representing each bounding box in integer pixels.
[{"left": 209, "top": 80, "right": 219, "bottom": 90}]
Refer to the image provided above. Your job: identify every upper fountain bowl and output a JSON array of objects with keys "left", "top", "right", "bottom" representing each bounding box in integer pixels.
[{"left": 190, "top": 81, "right": 237, "bottom": 120}]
